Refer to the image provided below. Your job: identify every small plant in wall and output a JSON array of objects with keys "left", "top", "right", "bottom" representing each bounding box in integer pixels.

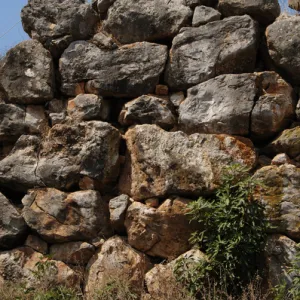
[{"left": 174, "top": 164, "right": 269, "bottom": 298}]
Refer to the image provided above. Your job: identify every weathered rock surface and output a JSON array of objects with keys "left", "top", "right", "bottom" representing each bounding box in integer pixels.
[
  {"left": 289, "top": 0, "right": 300, "bottom": 11},
  {"left": 85, "top": 237, "right": 149, "bottom": 298},
  {"left": 93, "top": 0, "right": 116, "bottom": 14},
  {"left": 25, "top": 105, "right": 49, "bottom": 135},
  {"left": 0, "top": 192, "right": 27, "bottom": 249},
  {"left": 271, "top": 153, "right": 292, "bottom": 166},
  {"left": 22, "top": 189, "right": 111, "bottom": 243},
  {"left": 119, "top": 95, "right": 176, "bottom": 129},
  {"left": 67, "top": 94, "right": 110, "bottom": 121},
  {"left": 60, "top": 41, "right": 168, "bottom": 97},
  {"left": 192, "top": 6, "right": 221, "bottom": 27},
  {"left": 165, "top": 15, "right": 258, "bottom": 90},
  {"left": 125, "top": 198, "right": 196, "bottom": 259},
  {"left": 91, "top": 32, "right": 118, "bottom": 50},
  {"left": 266, "top": 16, "right": 300, "bottom": 85},
  {"left": 109, "top": 194, "right": 131, "bottom": 233},
  {"left": 21, "top": 0, "right": 98, "bottom": 58},
  {"left": 50, "top": 242, "right": 95, "bottom": 265},
  {"left": 24, "top": 235, "right": 48, "bottom": 254},
  {"left": 0, "top": 40, "right": 54, "bottom": 104},
  {"left": 119, "top": 125, "right": 256, "bottom": 200},
  {"left": 0, "top": 247, "right": 80, "bottom": 288},
  {"left": 263, "top": 126, "right": 300, "bottom": 159},
  {"left": 218, "top": 0, "right": 280, "bottom": 25},
  {"left": 179, "top": 72, "right": 294, "bottom": 137},
  {"left": 102, "top": 0, "right": 192, "bottom": 44},
  {"left": 254, "top": 164, "right": 300, "bottom": 240}
]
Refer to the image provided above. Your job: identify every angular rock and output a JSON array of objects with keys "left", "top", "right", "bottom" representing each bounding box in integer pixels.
[
  {"left": 179, "top": 72, "right": 294, "bottom": 137},
  {"left": 24, "top": 235, "right": 48, "bottom": 255},
  {"left": 85, "top": 236, "right": 149, "bottom": 298},
  {"left": 155, "top": 85, "right": 169, "bottom": 96},
  {"left": 25, "top": 105, "right": 49, "bottom": 135},
  {"left": 254, "top": 164, "right": 300, "bottom": 240},
  {"left": 119, "top": 95, "right": 176, "bottom": 129},
  {"left": 0, "top": 40, "right": 54, "bottom": 104},
  {"left": 21, "top": 0, "right": 98, "bottom": 58},
  {"left": 0, "top": 192, "right": 27, "bottom": 249},
  {"left": 271, "top": 153, "right": 292, "bottom": 166},
  {"left": 36, "top": 121, "right": 120, "bottom": 191},
  {"left": 170, "top": 92, "right": 185, "bottom": 107},
  {"left": 50, "top": 242, "right": 95, "bottom": 265},
  {"left": 125, "top": 198, "right": 196, "bottom": 259},
  {"left": 60, "top": 41, "right": 168, "bottom": 97},
  {"left": 49, "top": 112, "right": 67, "bottom": 126},
  {"left": 22, "top": 189, "right": 111, "bottom": 243},
  {"left": 67, "top": 94, "right": 110, "bottom": 121},
  {"left": 119, "top": 125, "right": 257, "bottom": 200},
  {"left": 218, "top": 0, "right": 280, "bottom": 25},
  {"left": 266, "top": 16, "right": 300, "bottom": 85},
  {"left": 109, "top": 194, "right": 131, "bottom": 233},
  {"left": 0, "top": 247, "right": 80, "bottom": 288},
  {"left": 192, "top": 6, "right": 221, "bottom": 27},
  {"left": 263, "top": 126, "right": 300, "bottom": 159},
  {"left": 102, "top": 0, "right": 192, "bottom": 44},
  {"left": 91, "top": 32, "right": 118, "bottom": 50},
  {"left": 165, "top": 15, "right": 259, "bottom": 90}
]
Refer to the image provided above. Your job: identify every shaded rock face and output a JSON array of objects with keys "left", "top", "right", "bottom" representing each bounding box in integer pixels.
[
  {"left": 192, "top": 6, "right": 221, "bottom": 27},
  {"left": 254, "top": 165, "right": 300, "bottom": 240},
  {"left": 93, "top": 0, "right": 117, "bottom": 14},
  {"left": 24, "top": 235, "right": 48, "bottom": 255},
  {"left": 0, "top": 40, "right": 54, "bottom": 104},
  {"left": 119, "top": 125, "right": 256, "bottom": 200},
  {"left": 266, "top": 16, "right": 300, "bottom": 85},
  {"left": 21, "top": 0, "right": 98, "bottom": 58},
  {"left": 60, "top": 41, "right": 168, "bottom": 98},
  {"left": 0, "top": 192, "right": 27, "bottom": 250},
  {"left": 85, "top": 236, "right": 149, "bottom": 298},
  {"left": 125, "top": 198, "right": 196, "bottom": 259},
  {"left": 22, "top": 189, "right": 111, "bottom": 243},
  {"left": 102, "top": 0, "right": 192, "bottom": 44},
  {"left": 165, "top": 15, "right": 259, "bottom": 90},
  {"left": 218, "top": 0, "right": 280, "bottom": 25},
  {"left": 179, "top": 72, "right": 294, "bottom": 137},
  {"left": 119, "top": 95, "right": 176, "bottom": 129},
  {"left": 0, "top": 247, "right": 80, "bottom": 288},
  {"left": 186, "top": 0, "right": 217, "bottom": 7}
]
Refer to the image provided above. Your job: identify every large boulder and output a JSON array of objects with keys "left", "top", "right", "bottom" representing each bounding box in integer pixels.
[
  {"left": 165, "top": 15, "right": 259, "bottom": 90},
  {"left": 179, "top": 72, "right": 295, "bottom": 137},
  {"left": 84, "top": 236, "right": 150, "bottom": 298},
  {"left": 22, "top": 188, "right": 111, "bottom": 243},
  {"left": 0, "top": 40, "right": 54, "bottom": 104},
  {"left": 60, "top": 41, "right": 168, "bottom": 97},
  {"left": 125, "top": 198, "right": 196, "bottom": 259},
  {"left": 266, "top": 16, "right": 300, "bottom": 85},
  {"left": 21, "top": 0, "right": 98, "bottom": 58},
  {"left": 218, "top": 0, "right": 280, "bottom": 25},
  {"left": 102, "top": 0, "right": 192, "bottom": 44},
  {"left": 254, "top": 164, "right": 300, "bottom": 240},
  {"left": 0, "top": 192, "right": 27, "bottom": 250},
  {"left": 119, "top": 95, "right": 176, "bottom": 130},
  {"left": 119, "top": 125, "right": 257, "bottom": 200}
]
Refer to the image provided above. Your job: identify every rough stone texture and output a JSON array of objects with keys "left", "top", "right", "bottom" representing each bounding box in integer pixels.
[
  {"left": 24, "top": 235, "right": 48, "bottom": 254},
  {"left": 289, "top": 0, "right": 300, "bottom": 11},
  {"left": 93, "top": 0, "right": 116, "bottom": 14},
  {"left": 36, "top": 121, "right": 120, "bottom": 191},
  {"left": 125, "top": 198, "right": 196, "bottom": 259},
  {"left": 192, "top": 6, "right": 221, "bottom": 27},
  {"left": 271, "top": 153, "right": 292, "bottom": 166},
  {"left": 119, "top": 95, "right": 176, "bottom": 129},
  {"left": 165, "top": 15, "right": 258, "bottom": 90},
  {"left": 119, "top": 125, "right": 257, "bottom": 200},
  {"left": 0, "top": 247, "right": 80, "bottom": 288},
  {"left": 0, "top": 135, "right": 43, "bottom": 192},
  {"left": 170, "top": 92, "right": 185, "bottom": 107},
  {"left": 50, "top": 242, "right": 95, "bottom": 265},
  {"left": 254, "top": 164, "right": 300, "bottom": 240},
  {"left": 263, "top": 126, "right": 300, "bottom": 159},
  {"left": 67, "top": 94, "right": 110, "bottom": 121},
  {"left": 22, "top": 189, "right": 111, "bottom": 243},
  {"left": 0, "top": 40, "right": 54, "bottom": 104},
  {"left": 109, "top": 194, "right": 131, "bottom": 233},
  {"left": 179, "top": 72, "right": 294, "bottom": 137},
  {"left": 145, "top": 249, "right": 206, "bottom": 299},
  {"left": 25, "top": 105, "right": 49, "bottom": 135},
  {"left": 91, "top": 32, "right": 118, "bottom": 50},
  {"left": 218, "top": 0, "right": 280, "bottom": 25},
  {"left": 265, "top": 235, "right": 297, "bottom": 288},
  {"left": 266, "top": 16, "right": 300, "bottom": 85},
  {"left": 60, "top": 41, "right": 168, "bottom": 98},
  {"left": 102, "top": 0, "right": 192, "bottom": 44},
  {"left": 0, "top": 192, "right": 27, "bottom": 250},
  {"left": 21, "top": 0, "right": 98, "bottom": 58},
  {"left": 85, "top": 236, "right": 150, "bottom": 298}
]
